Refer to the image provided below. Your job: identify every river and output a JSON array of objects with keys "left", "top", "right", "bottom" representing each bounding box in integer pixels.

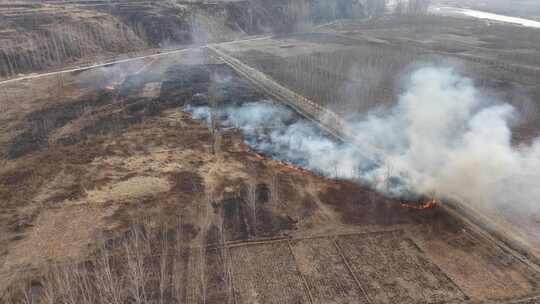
[{"left": 431, "top": 6, "right": 540, "bottom": 29}]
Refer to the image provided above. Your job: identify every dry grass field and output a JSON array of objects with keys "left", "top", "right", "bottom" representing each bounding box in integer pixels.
[
  {"left": 1, "top": 2, "right": 540, "bottom": 303},
  {"left": 0, "top": 45, "right": 539, "bottom": 303}
]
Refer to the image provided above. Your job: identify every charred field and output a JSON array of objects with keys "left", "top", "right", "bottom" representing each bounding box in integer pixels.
[
  {"left": 0, "top": 46, "right": 539, "bottom": 304},
  {"left": 1, "top": 1, "right": 540, "bottom": 304}
]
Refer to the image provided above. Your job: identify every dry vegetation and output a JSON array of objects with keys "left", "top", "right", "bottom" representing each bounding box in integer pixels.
[
  {"left": 1, "top": 2, "right": 540, "bottom": 303},
  {"left": 221, "top": 15, "right": 540, "bottom": 142},
  {"left": 2, "top": 50, "right": 539, "bottom": 302},
  {"left": 0, "top": 0, "right": 373, "bottom": 79},
  {"left": 237, "top": 41, "right": 421, "bottom": 113}
]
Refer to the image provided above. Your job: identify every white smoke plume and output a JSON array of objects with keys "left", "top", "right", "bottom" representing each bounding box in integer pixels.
[
  {"left": 357, "top": 66, "right": 540, "bottom": 243},
  {"left": 187, "top": 101, "right": 365, "bottom": 180},
  {"left": 186, "top": 66, "right": 540, "bottom": 241},
  {"left": 353, "top": 67, "right": 540, "bottom": 220}
]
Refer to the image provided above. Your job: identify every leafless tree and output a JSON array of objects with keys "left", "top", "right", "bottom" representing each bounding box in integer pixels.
[
  {"left": 172, "top": 214, "right": 184, "bottom": 303},
  {"left": 4, "top": 216, "right": 193, "bottom": 304},
  {"left": 198, "top": 193, "right": 213, "bottom": 304},
  {"left": 208, "top": 75, "right": 221, "bottom": 156},
  {"left": 40, "top": 267, "right": 60, "bottom": 304},
  {"left": 408, "top": 0, "right": 431, "bottom": 15},
  {"left": 1, "top": 87, "right": 9, "bottom": 109},
  {"left": 56, "top": 265, "right": 79, "bottom": 304},
  {"left": 158, "top": 223, "right": 169, "bottom": 304},
  {"left": 246, "top": 181, "right": 258, "bottom": 234},
  {"left": 73, "top": 266, "right": 95, "bottom": 304},
  {"left": 18, "top": 278, "right": 34, "bottom": 304},
  {"left": 124, "top": 226, "right": 149, "bottom": 304},
  {"left": 94, "top": 242, "right": 124, "bottom": 304},
  {"left": 256, "top": 45, "right": 420, "bottom": 115},
  {"left": 394, "top": 0, "right": 406, "bottom": 15},
  {"left": 365, "top": 0, "right": 387, "bottom": 19},
  {"left": 270, "top": 172, "right": 280, "bottom": 206},
  {"left": 384, "top": 162, "right": 394, "bottom": 193}
]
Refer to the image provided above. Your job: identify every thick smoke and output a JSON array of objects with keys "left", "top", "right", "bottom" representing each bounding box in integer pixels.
[
  {"left": 186, "top": 66, "right": 540, "bottom": 238},
  {"left": 187, "top": 101, "right": 366, "bottom": 180},
  {"left": 352, "top": 68, "right": 540, "bottom": 211},
  {"left": 356, "top": 66, "right": 540, "bottom": 241}
]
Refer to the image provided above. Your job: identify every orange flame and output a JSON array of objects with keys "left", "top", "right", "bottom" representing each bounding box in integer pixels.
[
  {"left": 400, "top": 198, "right": 438, "bottom": 210},
  {"left": 281, "top": 162, "right": 301, "bottom": 172},
  {"left": 274, "top": 158, "right": 298, "bottom": 171},
  {"left": 252, "top": 153, "right": 308, "bottom": 173}
]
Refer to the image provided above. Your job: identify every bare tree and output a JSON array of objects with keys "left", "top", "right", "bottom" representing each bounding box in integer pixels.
[
  {"left": 57, "top": 266, "right": 78, "bottom": 304},
  {"left": 384, "top": 162, "right": 394, "bottom": 193},
  {"left": 159, "top": 224, "right": 169, "bottom": 304},
  {"left": 365, "top": 0, "right": 387, "bottom": 19},
  {"left": 19, "top": 278, "right": 34, "bottom": 304},
  {"left": 172, "top": 214, "right": 184, "bottom": 303},
  {"left": 124, "top": 226, "right": 149, "bottom": 304},
  {"left": 208, "top": 74, "right": 221, "bottom": 156},
  {"left": 198, "top": 193, "right": 213, "bottom": 304},
  {"left": 394, "top": 0, "right": 406, "bottom": 15},
  {"left": 94, "top": 242, "right": 124, "bottom": 304},
  {"left": 1, "top": 87, "right": 9, "bottom": 105},
  {"left": 41, "top": 267, "right": 59, "bottom": 304},
  {"left": 73, "top": 266, "right": 95, "bottom": 304},
  {"left": 246, "top": 181, "right": 258, "bottom": 234},
  {"left": 270, "top": 172, "right": 280, "bottom": 206},
  {"left": 408, "top": 0, "right": 431, "bottom": 15}
]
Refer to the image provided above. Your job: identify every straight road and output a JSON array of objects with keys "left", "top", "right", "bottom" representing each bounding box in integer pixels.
[{"left": 0, "top": 35, "right": 272, "bottom": 87}]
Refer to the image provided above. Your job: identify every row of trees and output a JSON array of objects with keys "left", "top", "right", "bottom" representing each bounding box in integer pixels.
[
  {"left": 245, "top": 0, "right": 434, "bottom": 33},
  {"left": 0, "top": 20, "right": 144, "bottom": 78},
  {"left": 1, "top": 216, "right": 214, "bottom": 304},
  {"left": 242, "top": 44, "right": 420, "bottom": 115},
  {"left": 412, "top": 0, "right": 433, "bottom": 14},
  {"left": 365, "top": 0, "right": 387, "bottom": 18},
  {"left": 365, "top": 0, "right": 433, "bottom": 18},
  {"left": 1, "top": 168, "right": 286, "bottom": 303}
]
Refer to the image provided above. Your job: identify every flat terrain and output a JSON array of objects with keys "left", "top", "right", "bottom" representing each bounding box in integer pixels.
[
  {"left": 1, "top": 5, "right": 540, "bottom": 304},
  {"left": 220, "top": 16, "right": 540, "bottom": 130},
  {"left": 1, "top": 39, "right": 540, "bottom": 303},
  {"left": 0, "top": 0, "right": 364, "bottom": 80},
  {"left": 214, "top": 19, "right": 540, "bottom": 257}
]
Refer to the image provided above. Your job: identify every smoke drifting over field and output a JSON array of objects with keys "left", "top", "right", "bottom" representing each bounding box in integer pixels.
[
  {"left": 186, "top": 66, "right": 540, "bottom": 219},
  {"left": 188, "top": 101, "right": 365, "bottom": 180},
  {"left": 355, "top": 67, "right": 540, "bottom": 215}
]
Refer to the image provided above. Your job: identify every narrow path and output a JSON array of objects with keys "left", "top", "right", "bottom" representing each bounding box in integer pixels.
[
  {"left": 207, "top": 45, "right": 385, "bottom": 164},
  {"left": 207, "top": 44, "right": 540, "bottom": 272},
  {"left": 0, "top": 35, "right": 272, "bottom": 87}
]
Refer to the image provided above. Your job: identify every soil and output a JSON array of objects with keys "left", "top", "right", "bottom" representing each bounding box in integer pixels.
[{"left": 1, "top": 15, "right": 540, "bottom": 303}]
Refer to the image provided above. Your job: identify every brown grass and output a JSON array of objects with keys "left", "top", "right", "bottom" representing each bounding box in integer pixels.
[{"left": 2, "top": 218, "right": 189, "bottom": 304}]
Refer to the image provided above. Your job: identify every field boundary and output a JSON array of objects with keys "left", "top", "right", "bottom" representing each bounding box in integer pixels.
[{"left": 208, "top": 42, "right": 540, "bottom": 274}]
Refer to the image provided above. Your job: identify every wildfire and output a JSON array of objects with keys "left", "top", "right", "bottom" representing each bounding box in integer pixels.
[
  {"left": 281, "top": 162, "right": 302, "bottom": 172},
  {"left": 104, "top": 85, "right": 115, "bottom": 91},
  {"left": 253, "top": 153, "right": 309, "bottom": 174},
  {"left": 272, "top": 157, "right": 304, "bottom": 172},
  {"left": 400, "top": 198, "right": 438, "bottom": 210}
]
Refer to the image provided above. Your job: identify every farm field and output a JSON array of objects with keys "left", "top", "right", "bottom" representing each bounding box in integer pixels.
[{"left": 1, "top": 1, "right": 540, "bottom": 303}]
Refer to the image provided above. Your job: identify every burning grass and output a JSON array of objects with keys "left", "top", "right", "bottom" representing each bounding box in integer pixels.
[
  {"left": 400, "top": 198, "right": 438, "bottom": 210},
  {"left": 3, "top": 44, "right": 540, "bottom": 303}
]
